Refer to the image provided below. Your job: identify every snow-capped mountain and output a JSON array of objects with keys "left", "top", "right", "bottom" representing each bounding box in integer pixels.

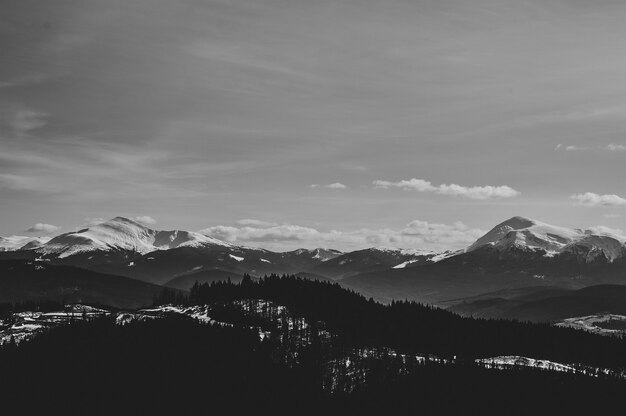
[
  {"left": 37, "top": 217, "right": 232, "bottom": 258},
  {"left": 467, "top": 216, "right": 626, "bottom": 263},
  {"left": 0, "top": 236, "right": 50, "bottom": 252},
  {"left": 0, "top": 217, "right": 354, "bottom": 285}
]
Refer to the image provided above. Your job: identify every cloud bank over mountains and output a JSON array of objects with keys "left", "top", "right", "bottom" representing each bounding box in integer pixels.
[
  {"left": 200, "top": 219, "right": 484, "bottom": 251},
  {"left": 25, "top": 223, "right": 59, "bottom": 234}
]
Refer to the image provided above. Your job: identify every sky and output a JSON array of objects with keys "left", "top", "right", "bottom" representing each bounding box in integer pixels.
[{"left": 1, "top": 0, "right": 626, "bottom": 251}]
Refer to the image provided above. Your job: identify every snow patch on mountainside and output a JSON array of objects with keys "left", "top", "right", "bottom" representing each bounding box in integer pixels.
[
  {"left": 429, "top": 249, "right": 464, "bottom": 263},
  {"left": 289, "top": 248, "right": 343, "bottom": 261},
  {"left": 393, "top": 260, "right": 419, "bottom": 269},
  {"left": 229, "top": 254, "right": 244, "bottom": 262},
  {"left": 556, "top": 314, "right": 626, "bottom": 337},
  {"left": 477, "top": 356, "right": 577, "bottom": 373}
]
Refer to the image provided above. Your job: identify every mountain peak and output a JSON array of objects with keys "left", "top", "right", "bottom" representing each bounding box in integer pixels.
[
  {"left": 467, "top": 216, "right": 626, "bottom": 262},
  {"left": 38, "top": 218, "right": 230, "bottom": 258},
  {"left": 467, "top": 216, "right": 578, "bottom": 253}
]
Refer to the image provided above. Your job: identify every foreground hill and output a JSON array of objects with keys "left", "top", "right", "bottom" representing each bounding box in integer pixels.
[
  {"left": 1, "top": 275, "right": 625, "bottom": 414},
  {"left": 3, "top": 311, "right": 625, "bottom": 415},
  {"left": 0, "top": 260, "right": 163, "bottom": 309}
]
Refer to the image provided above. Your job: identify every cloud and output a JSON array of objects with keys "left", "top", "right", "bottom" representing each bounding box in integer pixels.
[
  {"left": 25, "top": 223, "right": 60, "bottom": 234},
  {"left": 555, "top": 143, "right": 626, "bottom": 152},
  {"left": 5, "top": 108, "right": 48, "bottom": 136},
  {"left": 373, "top": 178, "right": 519, "bottom": 200},
  {"left": 325, "top": 182, "right": 347, "bottom": 189},
  {"left": 570, "top": 192, "right": 626, "bottom": 207},
  {"left": 587, "top": 226, "right": 626, "bottom": 240},
  {"left": 436, "top": 184, "right": 520, "bottom": 199},
  {"left": 565, "top": 145, "right": 588, "bottom": 151},
  {"left": 200, "top": 219, "right": 484, "bottom": 251},
  {"left": 604, "top": 213, "right": 621, "bottom": 219},
  {"left": 555, "top": 144, "right": 588, "bottom": 151},
  {"left": 201, "top": 224, "right": 323, "bottom": 243},
  {"left": 0, "top": 73, "right": 51, "bottom": 90},
  {"left": 310, "top": 182, "right": 348, "bottom": 189},
  {"left": 235, "top": 219, "right": 278, "bottom": 227},
  {"left": 132, "top": 215, "right": 157, "bottom": 225},
  {"left": 607, "top": 144, "right": 626, "bottom": 151},
  {"left": 0, "top": 173, "right": 50, "bottom": 192},
  {"left": 373, "top": 179, "right": 435, "bottom": 192}
]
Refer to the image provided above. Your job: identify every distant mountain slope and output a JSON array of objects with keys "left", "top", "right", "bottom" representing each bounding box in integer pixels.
[
  {"left": 0, "top": 260, "right": 163, "bottom": 309},
  {"left": 165, "top": 268, "right": 244, "bottom": 290},
  {"left": 0, "top": 236, "right": 50, "bottom": 252},
  {"left": 309, "top": 248, "right": 438, "bottom": 280},
  {"left": 445, "top": 285, "right": 626, "bottom": 322},
  {"left": 94, "top": 245, "right": 345, "bottom": 285},
  {"left": 340, "top": 261, "right": 569, "bottom": 304},
  {"left": 501, "top": 285, "right": 626, "bottom": 322}
]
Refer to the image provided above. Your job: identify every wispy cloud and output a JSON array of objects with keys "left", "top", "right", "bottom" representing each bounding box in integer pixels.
[
  {"left": 310, "top": 182, "right": 348, "bottom": 189},
  {"left": 25, "top": 223, "right": 60, "bottom": 234},
  {"left": 555, "top": 143, "right": 626, "bottom": 152},
  {"left": 554, "top": 144, "right": 589, "bottom": 151},
  {"left": 0, "top": 73, "right": 49, "bottom": 90},
  {"left": 132, "top": 216, "right": 157, "bottom": 225},
  {"left": 373, "top": 178, "right": 519, "bottom": 200},
  {"left": 571, "top": 192, "right": 626, "bottom": 207},
  {"left": 2, "top": 108, "right": 48, "bottom": 136},
  {"left": 607, "top": 143, "right": 626, "bottom": 152},
  {"left": 0, "top": 173, "right": 55, "bottom": 193}
]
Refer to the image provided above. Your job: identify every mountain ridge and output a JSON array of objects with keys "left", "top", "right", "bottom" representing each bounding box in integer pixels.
[{"left": 3, "top": 215, "right": 626, "bottom": 293}]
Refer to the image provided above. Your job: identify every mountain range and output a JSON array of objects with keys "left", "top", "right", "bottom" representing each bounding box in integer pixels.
[{"left": 2, "top": 215, "right": 626, "bottom": 321}]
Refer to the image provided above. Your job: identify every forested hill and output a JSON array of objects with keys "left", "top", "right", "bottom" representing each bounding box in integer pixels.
[{"left": 179, "top": 274, "right": 626, "bottom": 370}]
